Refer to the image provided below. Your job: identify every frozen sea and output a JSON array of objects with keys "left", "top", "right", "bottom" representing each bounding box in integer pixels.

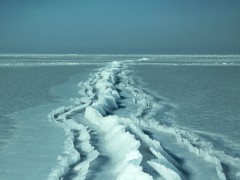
[{"left": 0, "top": 54, "right": 240, "bottom": 180}]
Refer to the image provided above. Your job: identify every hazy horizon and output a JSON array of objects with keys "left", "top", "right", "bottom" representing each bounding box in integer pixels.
[{"left": 0, "top": 52, "right": 240, "bottom": 56}]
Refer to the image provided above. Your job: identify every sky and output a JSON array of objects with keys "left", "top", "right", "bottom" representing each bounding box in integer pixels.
[{"left": 0, "top": 0, "right": 240, "bottom": 54}]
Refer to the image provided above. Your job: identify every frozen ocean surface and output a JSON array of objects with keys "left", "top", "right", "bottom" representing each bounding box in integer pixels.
[
  {"left": 0, "top": 59, "right": 99, "bottom": 179},
  {"left": 0, "top": 54, "right": 240, "bottom": 180},
  {"left": 132, "top": 65, "right": 240, "bottom": 144}
]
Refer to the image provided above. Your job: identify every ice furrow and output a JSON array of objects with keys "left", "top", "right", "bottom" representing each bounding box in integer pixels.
[{"left": 48, "top": 108, "right": 99, "bottom": 180}]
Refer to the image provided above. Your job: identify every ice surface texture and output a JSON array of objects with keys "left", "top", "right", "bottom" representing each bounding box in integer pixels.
[{"left": 48, "top": 61, "right": 240, "bottom": 180}]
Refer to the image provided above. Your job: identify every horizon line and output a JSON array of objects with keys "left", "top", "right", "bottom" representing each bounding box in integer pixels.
[{"left": 0, "top": 53, "right": 240, "bottom": 56}]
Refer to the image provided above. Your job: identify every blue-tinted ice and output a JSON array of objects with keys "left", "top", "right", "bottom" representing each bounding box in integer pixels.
[{"left": 0, "top": 55, "right": 240, "bottom": 180}]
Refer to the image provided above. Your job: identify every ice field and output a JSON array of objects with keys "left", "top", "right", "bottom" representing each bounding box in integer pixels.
[{"left": 0, "top": 54, "right": 240, "bottom": 180}]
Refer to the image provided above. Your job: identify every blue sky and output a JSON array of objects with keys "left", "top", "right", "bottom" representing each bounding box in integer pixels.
[{"left": 0, "top": 0, "right": 240, "bottom": 54}]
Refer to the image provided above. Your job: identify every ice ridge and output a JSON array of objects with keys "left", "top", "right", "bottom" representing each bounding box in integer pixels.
[{"left": 48, "top": 61, "right": 239, "bottom": 180}]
